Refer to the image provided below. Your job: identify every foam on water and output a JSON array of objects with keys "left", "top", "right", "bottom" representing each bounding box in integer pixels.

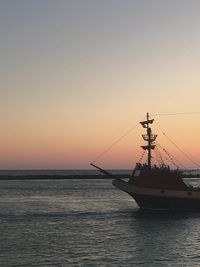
[{"left": 1, "top": 179, "right": 200, "bottom": 266}]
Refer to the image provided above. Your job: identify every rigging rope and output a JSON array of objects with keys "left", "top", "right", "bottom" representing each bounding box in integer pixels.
[
  {"left": 155, "top": 121, "right": 200, "bottom": 168},
  {"left": 91, "top": 112, "right": 200, "bottom": 167},
  {"left": 137, "top": 150, "right": 146, "bottom": 164},
  {"left": 154, "top": 146, "right": 165, "bottom": 166},
  {"left": 153, "top": 149, "right": 161, "bottom": 166},
  {"left": 151, "top": 111, "right": 200, "bottom": 116},
  {"left": 156, "top": 142, "right": 185, "bottom": 169},
  {"left": 91, "top": 122, "right": 140, "bottom": 163}
]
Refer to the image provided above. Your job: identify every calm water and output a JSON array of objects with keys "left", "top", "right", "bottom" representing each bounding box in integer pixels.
[{"left": 1, "top": 179, "right": 200, "bottom": 266}]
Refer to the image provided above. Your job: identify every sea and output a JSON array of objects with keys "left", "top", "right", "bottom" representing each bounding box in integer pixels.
[{"left": 1, "top": 170, "right": 200, "bottom": 267}]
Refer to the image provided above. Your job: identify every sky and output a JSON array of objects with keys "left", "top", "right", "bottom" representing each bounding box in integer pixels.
[{"left": 1, "top": 0, "right": 200, "bottom": 169}]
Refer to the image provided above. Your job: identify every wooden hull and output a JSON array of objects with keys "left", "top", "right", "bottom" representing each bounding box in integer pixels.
[
  {"left": 112, "top": 179, "right": 200, "bottom": 211},
  {"left": 130, "top": 193, "right": 200, "bottom": 210}
]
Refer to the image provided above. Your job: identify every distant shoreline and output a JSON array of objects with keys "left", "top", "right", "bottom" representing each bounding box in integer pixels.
[
  {"left": 0, "top": 174, "right": 199, "bottom": 180},
  {"left": 0, "top": 174, "right": 130, "bottom": 180}
]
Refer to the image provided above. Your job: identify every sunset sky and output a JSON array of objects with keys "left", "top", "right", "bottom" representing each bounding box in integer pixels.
[{"left": 1, "top": 0, "right": 200, "bottom": 169}]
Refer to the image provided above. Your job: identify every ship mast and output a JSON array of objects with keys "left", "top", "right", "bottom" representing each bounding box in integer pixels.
[{"left": 140, "top": 113, "right": 157, "bottom": 170}]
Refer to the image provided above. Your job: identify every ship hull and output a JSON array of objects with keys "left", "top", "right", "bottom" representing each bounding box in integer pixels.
[
  {"left": 130, "top": 193, "right": 200, "bottom": 210},
  {"left": 112, "top": 179, "right": 200, "bottom": 211}
]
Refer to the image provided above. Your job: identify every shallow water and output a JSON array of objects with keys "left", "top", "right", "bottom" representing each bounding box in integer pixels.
[{"left": 1, "top": 179, "right": 200, "bottom": 266}]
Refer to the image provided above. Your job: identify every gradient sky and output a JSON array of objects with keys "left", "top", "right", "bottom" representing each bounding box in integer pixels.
[{"left": 1, "top": 0, "right": 200, "bottom": 169}]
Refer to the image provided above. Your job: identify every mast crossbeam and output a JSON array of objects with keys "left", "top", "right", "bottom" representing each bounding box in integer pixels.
[
  {"left": 140, "top": 112, "right": 156, "bottom": 170},
  {"left": 142, "top": 134, "right": 157, "bottom": 142}
]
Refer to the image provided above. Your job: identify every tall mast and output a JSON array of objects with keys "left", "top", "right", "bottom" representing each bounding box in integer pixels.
[{"left": 140, "top": 113, "right": 157, "bottom": 170}]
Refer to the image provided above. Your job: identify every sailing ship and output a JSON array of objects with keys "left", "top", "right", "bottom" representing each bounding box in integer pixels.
[{"left": 91, "top": 113, "right": 200, "bottom": 210}]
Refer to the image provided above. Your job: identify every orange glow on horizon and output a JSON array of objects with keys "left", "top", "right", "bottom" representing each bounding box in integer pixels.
[{"left": 0, "top": 113, "right": 200, "bottom": 169}]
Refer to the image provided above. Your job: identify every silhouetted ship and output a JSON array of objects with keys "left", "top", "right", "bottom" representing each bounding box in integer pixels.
[{"left": 91, "top": 113, "right": 200, "bottom": 211}]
